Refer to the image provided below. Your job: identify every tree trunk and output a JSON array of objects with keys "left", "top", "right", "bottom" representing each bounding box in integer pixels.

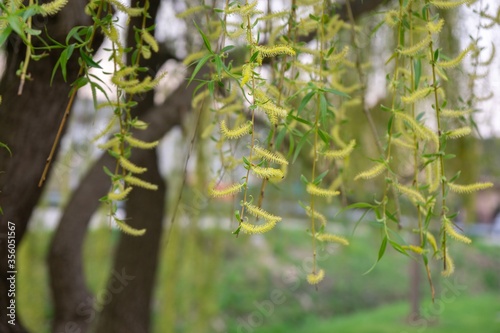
[
  {"left": 47, "top": 2, "right": 179, "bottom": 331},
  {"left": 93, "top": 148, "right": 166, "bottom": 333},
  {"left": 48, "top": 153, "right": 115, "bottom": 333},
  {"left": 0, "top": 2, "right": 92, "bottom": 332},
  {"left": 48, "top": 71, "right": 189, "bottom": 331}
]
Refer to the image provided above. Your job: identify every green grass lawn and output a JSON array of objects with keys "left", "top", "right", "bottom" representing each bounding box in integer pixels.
[
  {"left": 16, "top": 225, "right": 500, "bottom": 333},
  {"left": 293, "top": 293, "right": 500, "bottom": 333}
]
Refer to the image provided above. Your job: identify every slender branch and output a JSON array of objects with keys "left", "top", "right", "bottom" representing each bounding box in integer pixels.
[{"left": 38, "top": 2, "right": 104, "bottom": 187}]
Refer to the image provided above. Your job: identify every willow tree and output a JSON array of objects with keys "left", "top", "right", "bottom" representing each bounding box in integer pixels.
[{"left": 0, "top": 0, "right": 498, "bottom": 332}]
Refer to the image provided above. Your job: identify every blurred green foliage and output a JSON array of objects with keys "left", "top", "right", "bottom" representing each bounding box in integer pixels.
[{"left": 16, "top": 226, "right": 499, "bottom": 333}]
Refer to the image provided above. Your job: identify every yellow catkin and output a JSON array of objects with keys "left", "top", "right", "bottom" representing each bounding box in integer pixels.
[
  {"left": 331, "top": 126, "right": 347, "bottom": 148},
  {"left": 440, "top": 109, "right": 473, "bottom": 118},
  {"left": 220, "top": 120, "right": 252, "bottom": 139},
  {"left": 112, "top": 66, "right": 137, "bottom": 85},
  {"left": 354, "top": 163, "right": 386, "bottom": 181},
  {"left": 305, "top": 206, "right": 327, "bottom": 226},
  {"left": 227, "top": 26, "right": 246, "bottom": 39},
  {"left": 241, "top": 63, "right": 254, "bottom": 87},
  {"left": 425, "top": 231, "right": 438, "bottom": 253},
  {"left": 40, "top": 0, "right": 68, "bottom": 16},
  {"left": 402, "top": 245, "right": 425, "bottom": 254},
  {"left": 439, "top": 109, "right": 474, "bottom": 118},
  {"left": 97, "top": 137, "right": 120, "bottom": 150},
  {"left": 183, "top": 51, "right": 208, "bottom": 66},
  {"left": 322, "top": 139, "right": 355, "bottom": 160},
  {"left": 399, "top": 35, "right": 432, "bottom": 56},
  {"left": 294, "top": 45, "right": 320, "bottom": 56},
  {"left": 443, "top": 217, "right": 472, "bottom": 244},
  {"left": 244, "top": 203, "right": 282, "bottom": 222},
  {"left": 85, "top": 0, "right": 99, "bottom": 15},
  {"left": 438, "top": 45, "right": 473, "bottom": 68},
  {"left": 141, "top": 29, "right": 159, "bottom": 53},
  {"left": 115, "top": 219, "right": 146, "bottom": 236},
  {"left": 216, "top": 88, "right": 238, "bottom": 105},
  {"left": 431, "top": 0, "right": 473, "bottom": 9},
  {"left": 209, "top": 183, "right": 245, "bottom": 198},
  {"left": 392, "top": 137, "right": 414, "bottom": 149},
  {"left": 441, "top": 252, "right": 455, "bottom": 277},
  {"left": 326, "top": 45, "right": 349, "bottom": 62},
  {"left": 253, "top": 146, "right": 288, "bottom": 165},
  {"left": 401, "top": 87, "right": 433, "bottom": 104},
  {"left": 268, "top": 163, "right": 288, "bottom": 183},
  {"left": 121, "top": 72, "right": 166, "bottom": 94},
  {"left": 306, "top": 183, "right": 340, "bottom": 198},
  {"left": 448, "top": 182, "right": 493, "bottom": 194},
  {"left": 427, "top": 160, "right": 441, "bottom": 193},
  {"left": 218, "top": 104, "right": 243, "bottom": 115},
  {"left": 39, "top": 0, "right": 68, "bottom": 16},
  {"left": 315, "top": 233, "right": 349, "bottom": 246},
  {"left": 112, "top": 77, "right": 139, "bottom": 88},
  {"left": 124, "top": 136, "right": 159, "bottom": 149},
  {"left": 328, "top": 175, "right": 343, "bottom": 192},
  {"left": 395, "top": 183, "right": 426, "bottom": 205},
  {"left": 343, "top": 98, "right": 362, "bottom": 108},
  {"left": 176, "top": 5, "right": 206, "bottom": 18},
  {"left": 107, "top": 187, "right": 133, "bottom": 201},
  {"left": 435, "top": 66, "right": 449, "bottom": 81},
  {"left": 254, "top": 45, "right": 296, "bottom": 58},
  {"left": 108, "top": 0, "right": 143, "bottom": 16},
  {"left": 251, "top": 166, "right": 284, "bottom": 179},
  {"left": 447, "top": 127, "right": 471, "bottom": 139},
  {"left": 125, "top": 76, "right": 154, "bottom": 92},
  {"left": 259, "top": 10, "right": 290, "bottom": 21},
  {"left": 397, "top": 67, "right": 412, "bottom": 78},
  {"left": 426, "top": 19, "right": 445, "bottom": 34},
  {"left": 254, "top": 90, "right": 289, "bottom": 119},
  {"left": 119, "top": 157, "right": 147, "bottom": 174},
  {"left": 264, "top": 83, "right": 281, "bottom": 100},
  {"left": 191, "top": 89, "right": 210, "bottom": 108},
  {"left": 131, "top": 120, "right": 149, "bottom": 130},
  {"left": 307, "top": 269, "right": 325, "bottom": 285},
  {"left": 225, "top": 1, "right": 259, "bottom": 15},
  {"left": 124, "top": 175, "right": 158, "bottom": 190},
  {"left": 384, "top": 10, "right": 399, "bottom": 27},
  {"left": 240, "top": 220, "right": 277, "bottom": 234},
  {"left": 394, "top": 112, "right": 439, "bottom": 145},
  {"left": 92, "top": 116, "right": 117, "bottom": 142}
]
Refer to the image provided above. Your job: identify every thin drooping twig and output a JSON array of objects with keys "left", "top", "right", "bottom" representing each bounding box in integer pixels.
[{"left": 39, "top": 3, "right": 104, "bottom": 187}]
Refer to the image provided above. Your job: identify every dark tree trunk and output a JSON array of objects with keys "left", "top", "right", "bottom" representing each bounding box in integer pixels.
[
  {"left": 47, "top": 1, "right": 178, "bottom": 331},
  {"left": 48, "top": 153, "right": 115, "bottom": 333},
  {"left": 0, "top": 2, "right": 92, "bottom": 332},
  {"left": 93, "top": 148, "right": 166, "bottom": 333},
  {"left": 48, "top": 74, "right": 188, "bottom": 332},
  {"left": 93, "top": 3, "right": 166, "bottom": 330}
]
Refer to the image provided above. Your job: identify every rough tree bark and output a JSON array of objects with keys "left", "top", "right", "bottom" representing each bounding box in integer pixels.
[{"left": 0, "top": 2, "right": 93, "bottom": 332}]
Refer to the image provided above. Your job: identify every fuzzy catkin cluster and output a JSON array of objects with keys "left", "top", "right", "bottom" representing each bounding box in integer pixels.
[
  {"left": 177, "top": 0, "right": 495, "bottom": 290},
  {"left": 86, "top": 0, "right": 164, "bottom": 235}
]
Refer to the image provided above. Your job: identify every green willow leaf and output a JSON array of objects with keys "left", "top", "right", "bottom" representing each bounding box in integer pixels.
[{"left": 364, "top": 236, "right": 387, "bottom": 275}]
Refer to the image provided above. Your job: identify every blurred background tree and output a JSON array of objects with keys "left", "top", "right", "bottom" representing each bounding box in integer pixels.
[{"left": 0, "top": 1, "right": 499, "bottom": 333}]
